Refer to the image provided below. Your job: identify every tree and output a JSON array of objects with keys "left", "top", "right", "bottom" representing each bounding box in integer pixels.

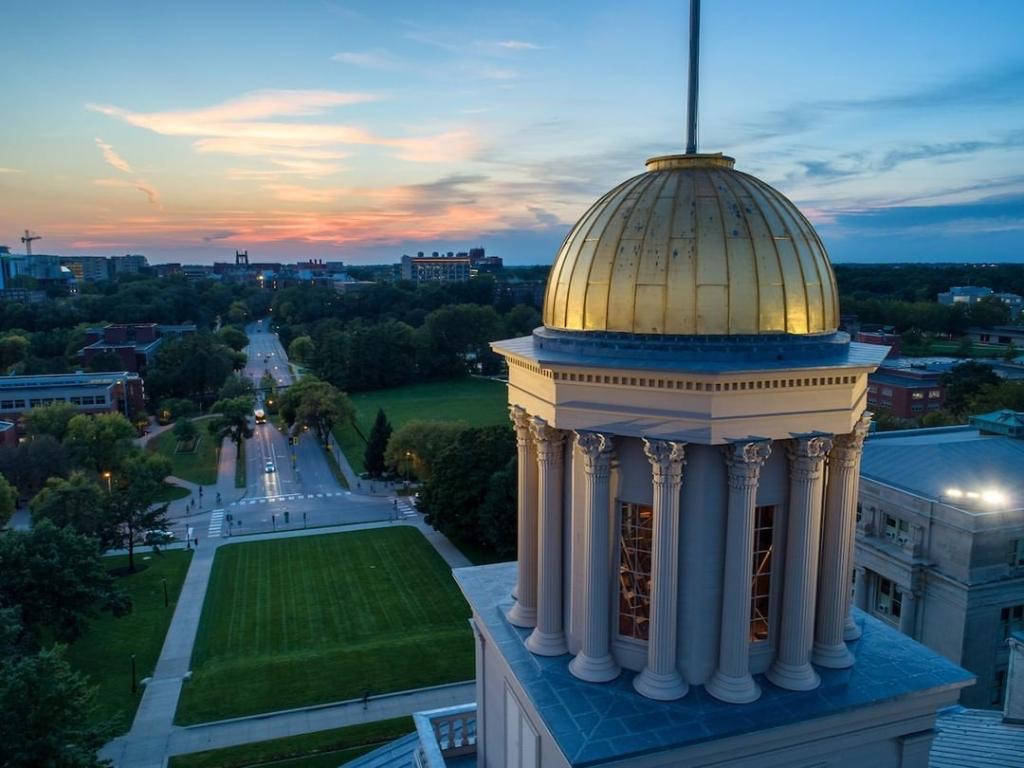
[
  {"left": 218, "top": 325, "right": 250, "bottom": 352},
  {"left": 0, "top": 436, "right": 70, "bottom": 500},
  {"left": 146, "top": 333, "right": 235, "bottom": 406},
  {"left": 0, "top": 333, "right": 30, "bottom": 371},
  {"left": 940, "top": 361, "right": 1001, "bottom": 417},
  {"left": 105, "top": 452, "right": 173, "bottom": 572},
  {"left": 208, "top": 396, "right": 254, "bottom": 451},
  {"left": 288, "top": 335, "right": 314, "bottom": 364},
  {"left": 63, "top": 412, "right": 136, "bottom": 474},
  {"left": 0, "top": 642, "right": 112, "bottom": 768},
  {"left": 156, "top": 397, "right": 197, "bottom": 423},
  {"left": 29, "top": 472, "right": 106, "bottom": 539},
  {"left": 1004, "top": 339, "right": 1018, "bottom": 362},
  {"left": 86, "top": 349, "right": 127, "bottom": 372},
  {"left": 279, "top": 377, "right": 354, "bottom": 447},
  {"left": 226, "top": 300, "right": 250, "bottom": 325},
  {"left": 384, "top": 419, "right": 467, "bottom": 481},
  {"left": 217, "top": 374, "right": 255, "bottom": 401},
  {"left": 173, "top": 418, "right": 199, "bottom": 445},
  {"left": 25, "top": 402, "right": 78, "bottom": 441},
  {"left": 0, "top": 520, "right": 130, "bottom": 643},
  {"left": 419, "top": 425, "right": 515, "bottom": 547},
  {"left": 478, "top": 456, "right": 517, "bottom": 558},
  {"left": 0, "top": 475, "right": 15, "bottom": 529},
  {"left": 364, "top": 409, "right": 392, "bottom": 478}
]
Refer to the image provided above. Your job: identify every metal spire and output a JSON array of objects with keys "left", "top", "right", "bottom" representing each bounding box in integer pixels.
[{"left": 685, "top": 0, "right": 700, "bottom": 154}]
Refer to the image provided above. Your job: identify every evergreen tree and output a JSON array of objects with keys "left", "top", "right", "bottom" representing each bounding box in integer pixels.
[{"left": 364, "top": 408, "right": 392, "bottom": 478}]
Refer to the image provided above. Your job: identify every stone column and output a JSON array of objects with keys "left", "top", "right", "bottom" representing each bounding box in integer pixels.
[
  {"left": 813, "top": 414, "right": 870, "bottom": 668},
  {"left": 899, "top": 589, "right": 917, "bottom": 636},
  {"left": 844, "top": 565, "right": 863, "bottom": 641},
  {"left": 634, "top": 439, "right": 688, "bottom": 701},
  {"left": 853, "top": 566, "right": 869, "bottom": 611},
  {"left": 525, "top": 417, "right": 568, "bottom": 656},
  {"left": 569, "top": 431, "right": 620, "bottom": 683},
  {"left": 767, "top": 434, "right": 832, "bottom": 692},
  {"left": 507, "top": 406, "right": 539, "bottom": 628},
  {"left": 707, "top": 440, "right": 772, "bottom": 704}
]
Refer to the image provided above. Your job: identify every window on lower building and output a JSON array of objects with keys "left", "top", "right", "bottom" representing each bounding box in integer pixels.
[
  {"left": 929, "top": 390, "right": 941, "bottom": 398},
  {"left": 876, "top": 577, "right": 903, "bottom": 624},
  {"left": 992, "top": 669, "right": 1008, "bottom": 706},
  {"left": 856, "top": 503, "right": 863, "bottom": 523},
  {"left": 750, "top": 505, "right": 775, "bottom": 643},
  {"left": 912, "top": 391, "right": 924, "bottom": 400},
  {"left": 1008, "top": 539, "right": 1024, "bottom": 568},
  {"left": 619, "top": 502, "right": 653, "bottom": 641},
  {"left": 1001, "top": 604, "right": 1024, "bottom": 638},
  {"left": 884, "top": 515, "right": 909, "bottom": 543},
  {"left": 882, "top": 387, "right": 893, "bottom": 396}
]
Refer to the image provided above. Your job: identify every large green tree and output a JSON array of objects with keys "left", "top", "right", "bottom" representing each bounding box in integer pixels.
[
  {"left": 384, "top": 419, "right": 467, "bottom": 481},
  {"left": 105, "top": 452, "right": 173, "bottom": 572},
  {"left": 0, "top": 520, "right": 130, "bottom": 643},
  {"left": 0, "top": 641, "right": 111, "bottom": 768},
  {"left": 287, "top": 335, "right": 314, "bottom": 364},
  {"left": 25, "top": 402, "right": 78, "bottom": 441},
  {"left": 146, "top": 333, "right": 236, "bottom": 406},
  {"left": 940, "top": 361, "right": 1001, "bottom": 417},
  {"left": 63, "top": 412, "right": 136, "bottom": 474},
  {"left": 0, "top": 436, "right": 70, "bottom": 499},
  {"left": 279, "top": 376, "right": 354, "bottom": 447},
  {"left": 0, "top": 475, "right": 15, "bottom": 529},
  {"left": 419, "top": 425, "right": 515, "bottom": 547},
  {"left": 0, "top": 333, "right": 30, "bottom": 371},
  {"left": 208, "top": 396, "right": 255, "bottom": 451},
  {"left": 217, "top": 325, "right": 250, "bottom": 352},
  {"left": 29, "top": 472, "right": 107, "bottom": 540},
  {"left": 363, "top": 409, "right": 392, "bottom": 478}
]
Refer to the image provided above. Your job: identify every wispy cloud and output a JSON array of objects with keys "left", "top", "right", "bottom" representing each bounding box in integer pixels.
[
  {"left": 88, "top": 89, "right": 477, "bottom": 174},
  {"left": 94, "top": 177, "right": 161, "bottom": 206},
  {"left": 331, "top": 49, "right": 402, "bottom": 70},
  {"left": 94, "top": 138, "right": 134, "bottom": 173},
  {"left": 202, "top": 230, "right": 236, "bottom": 242},
  {"left": 0, "top": 167, "right": 24, "bottom": 174},
  {"left": 492, "top": 40, "right": 541, "bottom": 51}
]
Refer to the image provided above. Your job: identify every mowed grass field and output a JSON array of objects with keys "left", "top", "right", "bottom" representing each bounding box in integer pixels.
[
  {"left": 65, "top": 550, "right": 193, "bottom": 734},
  {"left": 175, "top": 527, "right": 473, "bottom": 724},
  {"left": 148, "top": 416, "right": 220, "bottom": 485},
  {"left": 334, "top": 377, "right": 507, "bottom": 474}
]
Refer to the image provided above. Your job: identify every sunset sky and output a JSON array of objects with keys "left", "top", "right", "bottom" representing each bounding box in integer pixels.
[{"left": 2, "top": 0, "right": 1023, "bottom": 264}]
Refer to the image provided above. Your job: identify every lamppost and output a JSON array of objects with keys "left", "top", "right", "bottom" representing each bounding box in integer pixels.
[{"left": 102, "top": 471, "right": 112, "bottom": 492}]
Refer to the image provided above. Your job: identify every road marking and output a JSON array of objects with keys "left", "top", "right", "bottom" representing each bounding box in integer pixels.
[{"left": 208, "top": 509, "right": 225, "bottom": 537}]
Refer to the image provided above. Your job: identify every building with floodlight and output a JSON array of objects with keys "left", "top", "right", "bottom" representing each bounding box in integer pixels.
[{"left": 856, "top": 409, "right": 1024, "bottom": 709}]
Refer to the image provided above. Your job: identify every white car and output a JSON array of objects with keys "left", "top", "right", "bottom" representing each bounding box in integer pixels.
[
  {"left": 144, "top": 530, "right": 175, "bottom": 544},
  {"left": 265, "top": 461, "right": 276, "bottom": 473}
]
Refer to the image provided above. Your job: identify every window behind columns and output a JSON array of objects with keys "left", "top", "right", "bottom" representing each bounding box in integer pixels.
[
  {"left": 750, "top": 505, "right": 775, "bottom": 643},
  {"left": 876, "top": 577, "right": 903, "bottom": 624},
  {"left": 619, "top": 502, "right": 653, "bottom": 641}
]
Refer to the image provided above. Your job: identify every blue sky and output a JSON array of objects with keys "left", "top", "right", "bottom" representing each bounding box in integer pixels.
[{"left": 1, "top": 0, "right": 1022, "bottom": 264}]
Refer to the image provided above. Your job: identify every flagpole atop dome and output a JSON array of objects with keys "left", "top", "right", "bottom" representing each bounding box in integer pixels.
[{"left": 685, "top": 0, "right": 700, "bottom": 155}]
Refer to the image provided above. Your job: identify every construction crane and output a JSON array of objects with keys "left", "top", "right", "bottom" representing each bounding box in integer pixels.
[{"left": 20, "top": 230, "right": 41, "bottom": 256}]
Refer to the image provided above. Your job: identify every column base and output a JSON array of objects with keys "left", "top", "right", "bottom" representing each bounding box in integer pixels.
[
  {"left": 569, "top": 652, "right": 620, "bottom": 683},
  {"left": 633, "top": 667, "right": 688, "bottom": 701},
  {"left": 811, "top": 640, "right": 855, "bottom": 669},
  {"left": 766, "top": 659, "right": 820, "bottom": 691},
  {"left": 525, "top": 628, "right": 567, "bottom": 656},
  {"left": 843, "top": 614, "right": 861, "bottom": 641},
  {"left": 506, "top": 601, "right": 536, "bottom": 629},
  {"left": 705, "top": 669, "right": 761, "bottom": 704}
]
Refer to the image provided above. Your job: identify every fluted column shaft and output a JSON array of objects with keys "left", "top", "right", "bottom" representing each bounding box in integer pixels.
[
  {"left": 634, "top": 439, "right": 688, "bottom": 701},
  {"left": 813, "top": 413, "right": 871, "bottom": 668},
  {"left": 853, "top": 566, "right": 869, "bottom": 611},
  {"left": 507, "top": 406, "right": 539, "bottom": 628},
  {"left": 899, "top": 589, "right": 917, "bottom": 636},
  {"left": 707, "top": 440, "right": 772, "bottom": 704},
  {"left": 569, "top": 431, "right": 620, "bottom": 683},
  {"left": 767, "top": 435, "right": 832, "bottom": 691},
  {"left": 525, "top": 417, "right": 567, "bottom": 656}
]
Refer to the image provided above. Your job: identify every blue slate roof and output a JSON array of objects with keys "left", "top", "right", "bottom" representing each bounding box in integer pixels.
[
  {"left": 455, "top": 563, "right": 973, "bottom": 768},
  {"left": 861, "top": 427, "right": 1024, "bottom": 506},
  {"left": 340, "top": 732, "right": 419, "bottom": 768}
]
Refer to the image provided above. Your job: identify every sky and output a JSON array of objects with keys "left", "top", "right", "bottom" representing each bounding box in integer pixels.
[{"left": 1, "top": 0, "right": 1023, "bottom": 265}]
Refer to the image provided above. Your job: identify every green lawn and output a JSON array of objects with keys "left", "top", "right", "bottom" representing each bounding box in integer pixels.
[
  {"left": 234, "top": 440, "right": 246, "bottom": 488},
  {"left": 335, "top": 377, "right": 507, "bottom": 474},
  {"left": 65, "top": 550, "right": 193, "bottom": 734},
  {"left": 154, "top": 482, "right": 191, "bottom": 503},
  {"left": 168, "top": 716, "right": 413, "bottom": 768},
  {"left": 148, "top": 417, "right": 221, "bottom": 485},
  {"left": 175, "top": 527, "right": 473, "bottom": 724}
]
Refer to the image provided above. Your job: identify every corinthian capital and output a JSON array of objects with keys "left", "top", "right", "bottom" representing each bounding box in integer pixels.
[
  {"left": 787, "top": 434, "right": 833, "bottom": 482},
  {"left": 722, "top": 440, "right": 772, "bottom": 488},
  {"left": 830, "top": 411, "right": 872, "bottom": 466},
  {"left": 643, "top": 438, "right": 686, "bottom": 480},
  {"left": 510, "top": 405, "right": 532, "bottom": 440},
  {"left": 575, "top": 431, "right": 613, "bottom": 476},
  {"left": 530, "top": 416, "right": 565, "bottom": 464}
]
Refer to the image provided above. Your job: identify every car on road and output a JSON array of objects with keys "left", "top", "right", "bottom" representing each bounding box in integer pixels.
[
  {"left": 144, "top": 530, "right": 175, "bottom": 544},
  {"left": 265, "top": 461, "right": 276, "bottom": 473}
]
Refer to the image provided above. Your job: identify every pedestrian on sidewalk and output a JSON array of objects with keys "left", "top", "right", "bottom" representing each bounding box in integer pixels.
[{"left": 362, "top": 690, "right": 370, "bottom": 710}]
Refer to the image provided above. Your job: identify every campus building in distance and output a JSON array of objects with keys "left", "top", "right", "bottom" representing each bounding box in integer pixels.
[{"left": 0, "top": 371, "right": 145, "bottom": 420}]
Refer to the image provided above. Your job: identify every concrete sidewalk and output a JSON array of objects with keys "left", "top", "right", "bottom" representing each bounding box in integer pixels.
[{"left": 166, "top": 681, "right": 474, "bottom": 758}]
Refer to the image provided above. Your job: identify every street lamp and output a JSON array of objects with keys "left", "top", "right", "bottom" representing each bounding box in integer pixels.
[{"left": 102, "top": 471, "right": 112, "bottom": 492}]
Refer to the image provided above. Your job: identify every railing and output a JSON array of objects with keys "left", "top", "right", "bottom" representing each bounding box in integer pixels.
[{"left": 413, "top": 703, "right": 477, "bottom": 768}]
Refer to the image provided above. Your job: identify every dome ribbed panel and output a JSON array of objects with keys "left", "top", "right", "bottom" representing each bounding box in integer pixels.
[{"left": 543, "top": 163, "right": 839, "bottom": 336}]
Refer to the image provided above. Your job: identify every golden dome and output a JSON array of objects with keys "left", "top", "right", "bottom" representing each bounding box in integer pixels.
[{"left": 542, "top": 154, "right": 839, "bottom": 336}]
